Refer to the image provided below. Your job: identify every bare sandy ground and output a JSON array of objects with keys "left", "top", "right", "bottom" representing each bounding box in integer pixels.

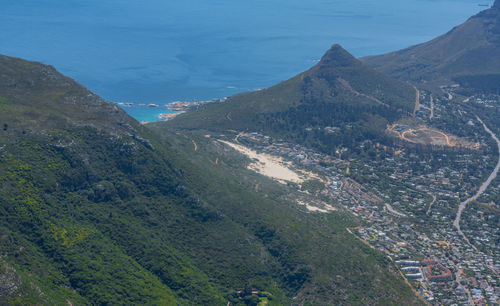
[
  {"left": 219, "top": 140, "right": 304, "bottom": 184},
  {"left": 296, "top": 200, "right": 337, "bottom": 213},
  {"left": 388, "top": 124, "right": 479, "bottom": 149},
  {"left": 220, "top": 140, "right": 337, "bottom": 213}
]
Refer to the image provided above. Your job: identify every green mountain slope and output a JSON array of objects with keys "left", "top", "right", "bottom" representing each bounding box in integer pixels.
[
  {"left": 166, "top": 45, "right": 415, "bottom": 154},
  {"left": 0, "top": 55, "right": 217, "bottom": 305},
  {"left": 362, "top": 1, "right": 500, "bottom": 90},
  {"left": 0, "top": 54, "right": 421, "bottom": 305}
]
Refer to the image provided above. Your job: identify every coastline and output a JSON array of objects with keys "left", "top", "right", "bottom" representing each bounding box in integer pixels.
[{"left": 115, "top": 97, "right": 227, "bottom": 123}]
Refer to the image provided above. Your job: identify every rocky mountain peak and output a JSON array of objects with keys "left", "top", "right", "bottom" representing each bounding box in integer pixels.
[{"left": 317, "top": 44, "right": 359, "bottom": 69}]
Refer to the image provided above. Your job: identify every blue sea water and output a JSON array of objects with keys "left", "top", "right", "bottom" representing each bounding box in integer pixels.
[{"left": 0, "top": 0, "right": 490, "bottom": 122}]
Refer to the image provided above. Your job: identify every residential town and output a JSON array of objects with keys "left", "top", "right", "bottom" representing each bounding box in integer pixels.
[{"left": 232, "top": 112, "right": 499, "bottom": 305}]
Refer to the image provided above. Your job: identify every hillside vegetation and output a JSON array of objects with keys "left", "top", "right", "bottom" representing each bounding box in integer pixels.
[
  {"left": 362, "top": 0, "right": 500, "bottom": 89},
  {"left": 166, "top": 45, "right": 415, "bottom": 155},
  {"left": 0, "top": 55, "right": 422, "bottom": 305}
]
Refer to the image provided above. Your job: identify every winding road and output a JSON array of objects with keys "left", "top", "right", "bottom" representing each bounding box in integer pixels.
[
  {"left": 426, "top": 194, "right": 437, "bottom": 215},
  {"left": 453, "top": 116, "right": 500, "bottom": 246}
]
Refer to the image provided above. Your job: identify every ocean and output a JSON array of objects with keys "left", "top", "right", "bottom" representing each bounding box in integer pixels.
[{"left": 0, "top": 0, "right": 490, "bottom": 122}]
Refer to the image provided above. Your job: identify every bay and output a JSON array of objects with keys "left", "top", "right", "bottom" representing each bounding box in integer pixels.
[{"left": 0, "top": 0, "right": 490, "bottom": 121}]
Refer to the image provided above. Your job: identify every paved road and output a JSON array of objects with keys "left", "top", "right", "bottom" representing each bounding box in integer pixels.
[
  {"left": 426, "top": 194, "right": 437, "bottom": 215},
  {"left": 453, "top": 116, "right": 500, "bottom": 245},
  {"left": 452, "top": 262, "right": 473, "bottom": 305},
  {"left": 385, "top": 203, "right": 407, "bottom": 217}
]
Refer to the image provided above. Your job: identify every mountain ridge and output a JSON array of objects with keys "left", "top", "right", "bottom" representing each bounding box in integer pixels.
[
  {"left": 166, "top": 44, "right": 415, "bottom": 154},
  {"left": 362, "top": 3, "right": 500, "bottom": 89},
  {"left": 0, "top": 54, "right": 138, "bottom": 134},
  {"left": 0, "top": 54, "right": 422, "bottom": 305},
  {"left": 316, "top": 44, "right": 361, "bottom": 68}
]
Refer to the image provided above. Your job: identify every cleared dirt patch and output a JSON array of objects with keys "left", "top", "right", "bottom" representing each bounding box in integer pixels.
[
  {"left": 296, "top": 199, "right": 337, "bottom": 213},
  {"left": 388, "top": 124, "right": 479, "bottom": 149}
]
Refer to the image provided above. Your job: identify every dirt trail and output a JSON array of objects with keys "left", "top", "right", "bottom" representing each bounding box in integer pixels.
[
  {"left": 337, "top": 77, "right": 389, "bottom": 107},
  {"left": 401, "top": 128, "right": 452, "bottom": 146},
  {"left": 453, "top": 116, "right": 500, "bottom": 248},
  {"left": 191, "top": 140, "right": 198, "bottom": 151},
  {"left": 429, "top": 95, "right": 434, "bottom": 120},
  {"left": 412, "top": 85, "right": 420, "bottom": 116}
]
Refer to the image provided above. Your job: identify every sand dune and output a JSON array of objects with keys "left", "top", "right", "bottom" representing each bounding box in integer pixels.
[{"left": 219, "top": 140, "right": 304, "bottom": 184}]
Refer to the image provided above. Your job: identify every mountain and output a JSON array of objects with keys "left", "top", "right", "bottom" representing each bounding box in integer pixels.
[
  {"left": 362, "top": 1, "right": 500, "bottom": 92},
  {"left": 166, "top": 45, "right": 415, "bottom": 154},
  {"left": 0, "top": 54, "right": 422, "bottom": 304}
]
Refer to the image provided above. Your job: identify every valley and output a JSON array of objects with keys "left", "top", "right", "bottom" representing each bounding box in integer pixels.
[
  {"left": 0, "top": 54, "right": 423, "bottom": 305},
  {"left": 1, "top": 1, "right": 500, "bottom": 305}
]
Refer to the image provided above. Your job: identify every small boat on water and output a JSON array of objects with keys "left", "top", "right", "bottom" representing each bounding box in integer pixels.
[{"left": 148, "top": 104, "right": 160, "bottom": 107}]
